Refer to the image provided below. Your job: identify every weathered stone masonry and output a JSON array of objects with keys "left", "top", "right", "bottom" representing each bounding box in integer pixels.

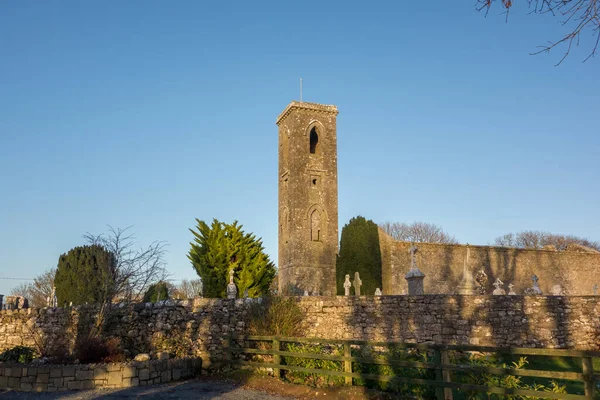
[
  {"left": 378, "top": 229, "right": 600, "bottom": 296},
  {"left": 2, "top": 296, "right": 600, "bottom": 366}
]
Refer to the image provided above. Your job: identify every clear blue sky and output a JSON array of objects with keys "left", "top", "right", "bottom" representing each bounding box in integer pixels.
[{"left": 1, "top": 1, "right": 598, "bottom": 294}]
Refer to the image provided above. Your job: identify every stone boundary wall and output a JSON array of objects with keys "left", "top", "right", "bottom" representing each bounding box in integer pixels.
[
  {"left": 0, "top": 357, "right": 201, "bottom": 392},
  {"left": 1, "top": 295, "right": 600, "bottom": 378},
  {"left": 378, "top": 228, "right": 600, "bottom": 296}
]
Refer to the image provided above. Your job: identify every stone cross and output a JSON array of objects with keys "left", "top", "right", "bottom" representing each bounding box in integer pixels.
[
  {"left": 353, "top": 272, "right": 362, "bottom": 296},
  {"left": 343, "top": 274, "right": 352, "bottom": 296},
  {"left": 374, "top": 288, "right": 382, "bottom": 296},
  {"left": 508, "top": 283, "right": 516, "bottom": 295},
  {"left": 226, "top": 270, "right": 237, "bottom": 299},
  {"left": 492, "top": 278, "right": 506, "bottom": 295},
  {"left": 409, "top": 244, "right": 418, "bottom": 269},
  {"left": 532, "top": 274, "right": 542, "bottom": 294}
]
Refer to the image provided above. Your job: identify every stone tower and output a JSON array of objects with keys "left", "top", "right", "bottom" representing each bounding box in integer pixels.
[{"left": 276, "top": 101, "right": 339, "bottom": 296}]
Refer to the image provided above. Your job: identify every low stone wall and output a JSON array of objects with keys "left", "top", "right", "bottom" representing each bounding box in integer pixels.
[
  {"left": 0, "top": 357, "right": 201, "bottom": 392},
  {"left": 1, "top": 295, "right": 600, "bottom": 378}
]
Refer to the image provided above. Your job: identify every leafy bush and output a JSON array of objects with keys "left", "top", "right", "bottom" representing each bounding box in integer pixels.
[
  {"left": 0, "top": 346, "right": 37, "bottom": 363},
  {"left": 351, "top": 346, "right": 435, "bottom": 398},
  {"left": 453, "top": 353, "right": 568, "bottom": 400},
  {"left": 143, "top": 281, "right": 170, "bottom": 303},
  {"left": 248, "top": 296, "right": 304, "bottom": 337},
  {"left": 280, "top": 342, "right": 345, "bottom": 387},
  {"left": 152, "top": 330, "right": 195, "bottom": 358}
]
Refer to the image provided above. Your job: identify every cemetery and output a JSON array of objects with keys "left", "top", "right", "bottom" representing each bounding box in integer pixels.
[{"left": 1, "top": 101, "right": 599, "bottom": 398}]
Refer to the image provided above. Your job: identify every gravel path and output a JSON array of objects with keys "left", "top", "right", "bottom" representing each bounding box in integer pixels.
[{"left": 0, "top": 379, "right": 296, "bottom": 400}]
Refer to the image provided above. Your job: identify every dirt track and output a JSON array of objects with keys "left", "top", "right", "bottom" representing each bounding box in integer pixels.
[{"left": 0, "top": 379, "right": 295, "bottom": 400}]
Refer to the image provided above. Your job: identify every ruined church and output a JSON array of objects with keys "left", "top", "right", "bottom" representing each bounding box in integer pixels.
[{"left": 276, "top": 101, "right": 600, "bottom": 296}]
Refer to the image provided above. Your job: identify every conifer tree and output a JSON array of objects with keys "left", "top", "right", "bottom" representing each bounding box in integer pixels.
[
  {"left": 336, "top": 216, "right": 382, "bottom": 295},
  {"left": 54, "top": 245, "right": 117, "bottom": 306},
  {"left": 143, "top": 281, "right": 170, "bottom": 302},
  {"left": 188, "top": 219, "right": 276, "bottom": 298}
]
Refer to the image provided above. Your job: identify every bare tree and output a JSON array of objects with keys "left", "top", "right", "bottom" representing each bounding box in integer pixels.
[
  {"left": 83, "top": 226, "right": 168, "bottom": 336},
  {"left": 9, "top": 268, "right": 55, "bottom": 308},
  {"left": 494, "top": 230, "right": 600, "bottom": 251},
  {"left": 379, "top": 221, "right": 458, "bottom": 244},
  {"left": 477, "top": 0, "right": 600, "bottom": 64},
  {"left": 171, "top": 279, "right": 203, "bottom": 299}
]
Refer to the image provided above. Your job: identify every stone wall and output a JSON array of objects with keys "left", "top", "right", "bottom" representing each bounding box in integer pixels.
[
  {"left": 0, "top": 358, "right": 201, "bottom": 392},
  {"left": 298, "top": 295, "right": 600, "bottom": 349},
  {"left": 378, "top": 229, "right": 600, "bottom": 296},
  {"left": 1, "top": 295, "right": 600, "bottom": 380},
  {"left": 0, "top": 298, "right": 255, "bottom": 368}
]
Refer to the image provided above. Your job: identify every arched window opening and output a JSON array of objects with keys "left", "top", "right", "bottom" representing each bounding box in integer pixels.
[
  {"left": 310, "top": 127, "right": 319, "bottom": 154},
  {"left": 310, "top": 209, "right": 321, "bottom": 242}
]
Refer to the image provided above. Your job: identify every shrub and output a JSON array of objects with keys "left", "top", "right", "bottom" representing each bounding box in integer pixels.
[
  {"left": 152, "top": 330, "right": 195, "bottom": 358},
  {"left": 143, "top": 281, "right": 170, "bottom": 303},
  {"left": 280, "top": 342, "right": 345, "bottom": 387},
  {"left": 248, "top": 296, "right": 304, "bottom": 337},
  {"left": 0, "top": 346, "right": 37, "bottom": 363}
]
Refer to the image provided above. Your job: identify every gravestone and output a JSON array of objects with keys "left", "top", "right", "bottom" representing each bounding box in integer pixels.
[
  {"left": 550, "top": 285, "right": 564, "bottom": 296},
  {"left": 374, "top": 288, "right": 382, "bottom": 296},
  {"left": 508, "top": 283, "right": 516, "bottom": 295},
  {"left": 594, "top": 285, "right": 598, "bottom": 296},
  {"left": 0, "top": 295, "right": 3, "bottom": 310},
  {"left": 47, "top": 286, "right": 58, "bottom": 308},
  {"left": 343, "top": 274, "right": 352, "bottom": 296},
  {"left": 226, "top": 270, "right": 237, "bottom": 299},
  {"left": 475, "top": 269, "right": 488, "bottom": 295},
  {"left": 457, "top": 245, "right": 476, "bottom": 295},
  {"left": 353, "top": 272, "right": 362, "bottom": 296},
  {"left": 304, "top": 290, "right": 309, "bottom": 296},
  {"left": 524, "top": 274, "right": 543, "bottom": 295},
  {"left": 492, "top": 278, "right": 506, "bottom": 295},
  {"left": 405, "top": 244, "right": 425, "bottom": 295}
]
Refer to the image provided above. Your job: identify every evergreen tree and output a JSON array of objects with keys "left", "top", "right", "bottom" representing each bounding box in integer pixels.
[
  {"left": 143, "top": 281, "right": 170, "bottom": 302},
  {"left": 54, "top": 245, "right": 117, "bottom": 306},
  {"left": 336, "top": 216, "right": 382, "bottom": 295},
  {"left": 188, "top": 219, "right": 276, "bottom": 298}
]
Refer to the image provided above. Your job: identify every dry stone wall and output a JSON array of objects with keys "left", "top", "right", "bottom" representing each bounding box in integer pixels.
[
  {"left": 0, "top": 358, "right": 201, "bottom": 392},
  {"left": 378, "top": 229, "right": 600, "bottom": 296},
  {"left": 1, "top": 295, "right": 600, "bottom": 380}
]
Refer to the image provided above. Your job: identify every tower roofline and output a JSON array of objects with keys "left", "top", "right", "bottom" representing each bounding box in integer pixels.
[{"left": 276, "top": 101, "right": 338, "bottom": 126}]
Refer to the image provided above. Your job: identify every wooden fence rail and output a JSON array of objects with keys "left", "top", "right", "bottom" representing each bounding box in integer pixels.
[{"left": 224, "top": 335, "right": 599, "bottom": 400}]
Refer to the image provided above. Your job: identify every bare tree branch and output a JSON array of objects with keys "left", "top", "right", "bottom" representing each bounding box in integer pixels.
[
  {"left": 476, "top": 0, "right": 600, "bottom": 64},
  {"left": 379, "top": 221, "right": 458, "bottom": 244}
]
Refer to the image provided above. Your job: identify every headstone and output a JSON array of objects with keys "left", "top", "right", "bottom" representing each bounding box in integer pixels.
[
  {"left": 198, "top": 280, "right": 204, "bottom": 297},
  {"left": 353, "top": 272, "right": 362, "bottom": 296},
  {"left": 523, "top": 274, "right": 543, "bottom": 295},
  {"left": 594, "top": 284, "right": 598, "bottom": 296},
  {"left": 374, "top": 288, "right": 382, "bottom": 296},
  {"left": 508, "top": 283, "right": 516, "bottom": 295},
  {"left": 550, "top": 285, "right": 564, "bottom": 296},
  {"left": 492, "top": 278, "right": 506, "bottom": 295},
  {"left": 0, "top": 295, "right": 3, "bottom": 310},
  {"left": 475, "top": 269, "right": 488, "bottom": 295},
  {"left": 343, "top": 274, "right": 352, "bottom": 296},
  {"left": 48, "top": 286, "right": 58, "bottom": 307},
  {"left": 457, "top": 246, "right": 476, "bottom": 295},
  {"left": 304, "top": 290, "right": 309, "bottom": 296},
  {"left": 401, "top": 289, "right": 406, "bottom": 295},
  {"left": 226, "top": 270, "right": 237, "bottom": 299},
  {"left": 405, "top": 244, "right": 425, "bottom": 295}
]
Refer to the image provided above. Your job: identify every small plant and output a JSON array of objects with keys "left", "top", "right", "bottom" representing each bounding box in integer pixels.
[
  {"left": 280, "top": 342, "right": 345, "bottom": 387},
  {"left": 0, "top": 346, "right": 37, "bottom": 363},
  {"left": 248, "top": 295, "right": 304, "bottom": 337}
]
